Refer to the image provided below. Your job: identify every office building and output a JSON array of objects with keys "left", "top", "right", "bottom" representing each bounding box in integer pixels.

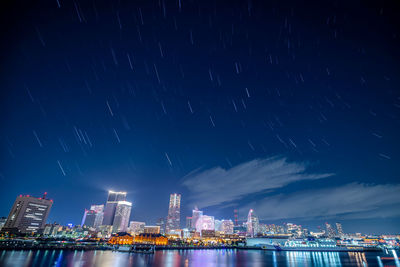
[
  {"left": 81, "top": 205, "right": 104, "bottom": 229},
  {"left": 156, "top": 218, "right": 165, "bottom": 234},
  {"left": 2, "top": 194, "right": 53, "bottom": 234},
  {"left": 246, "top": 209, "right": 259, "bottom": 237},
  {"left": 186, "top": 217, "right": 192, "bottom": 229},
  {"left": 166, "top": 193, "right": 181, "bottom": 233},
  {"left": 144, "top": 225, "right": 160, "bottom": 234},
  {"left": 103, "top": 191, "right": 127, "bottom": 226},
  {"left": 221, "top": 219, "right": 234, "bottom": 234},
  {"left": 112, "top": 201, "right": 132, "bottom": 233},
  {"left": 129, "top": 221, "right": 145, "bottom": 235},
  {"left": 325, "top": 222, "right": 336, "bottom": 238},
  {"left": 191, "top": 207, "right": 203, "bottom": 231},
  {"left": 336, "top": 222, "right": 344, "bottom": 237}
]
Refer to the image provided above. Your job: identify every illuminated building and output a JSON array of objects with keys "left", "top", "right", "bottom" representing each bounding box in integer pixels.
[
  {"left": 214, "top": 220, "right": 222, "bottom": 231},
  {"left": 103, "top": 191, "right": 127, "bottom": 226},
  {"left": 246, "top": 209, "right": 259, "bottom": 237},
  {"left": 81, "top": 204, "right": 104, "bottom": 229},
  {"left": 325, "top": 222, "right": 336, "bottom": 238},
  {"left": 196, "top": 215, "right": 215, "bottom": 235},
  {"left": 186, "top": 216, "right": 192, "bottom": 229},
  {"left": 156, "top": 218, "right": 165, "bottom": 234},
  {"left": 134, "top": 233, "right": 168, "bottom": 245},
  {"left": 112, "top": 201, "right": 132, "bottom": 233},
  {"left": 144, "top": 225, "right": 160, "bottom": 234},
  {"left": 336, "top": 222, "right": 344, "bottom": 237},
  {"left": 191, "top": 207, "right": 203, "bottom": 230},
  {"left": 221, "top": 220, "right": 234, "bottom": 234},
  {"left": 2, "top": 193, "right": 52, "bottom": 234},
  {"left": 0, "top": 217, "right": 6, "bottom": 230},
  {"left": 166, "top": 193, "right": 181, "bottom": 233},
  {"left": 108, "top": 232, "right": 134, "bottom": 245},
  {"left": 129, "top": 221, "right": 145, "bottom": 235}
]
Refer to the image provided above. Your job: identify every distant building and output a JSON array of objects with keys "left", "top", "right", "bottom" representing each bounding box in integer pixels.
[
  {"left": 144, "top": 225, "right": 160, "bottom": 234},
  {"left": 325, "top": 222, "right": 336, "bottom": 238},
  {"left": 246, "top": 209, "right": 259, "bottom": 237},
  {"left": 336, "top": 222, "right": 344, "bottom": 237},
  {"left": 214, "top": 219, "right": 222, "bottom": 232},
  {"left": 166, "top": 193, "right": 181, "bottom": 233},
  {"left": 103, "top": 191, "right": 127, "bottom": 226},
  {"left": 186, "top": 217, "right": 192, "bottom": 229},
  {"left": 221, "top": 220, "right": 234, "bottom": 234},
  {"left": 0, "top": 217, "right": 7, "bottom": 230},
  {"left": 129, "top": 221, "right": 145, "bottom": 235},
  {"left": 81, "top": 205, "right": 104, "bottom": 229},
  {"left": 112, "top": 201, "right": 132, "bottom": 233},
  {"left": 196, "top": 215, "right": 215, "bottom": 234},
  {"left": 156, "top": 218, "right": 165, "bottom": 234},
  {"left": 191, "top": 207, "right": 203, "bottom": 230},
  {"left": 2, "top": 194, "right": 53, "bottom": 234}
]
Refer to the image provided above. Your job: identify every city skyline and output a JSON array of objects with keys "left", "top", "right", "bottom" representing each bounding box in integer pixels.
[{"left": 1, "top": 0, "right": 400, "bottom": 235}]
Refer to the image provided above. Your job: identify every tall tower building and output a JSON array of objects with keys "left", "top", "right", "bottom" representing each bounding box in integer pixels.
[
  {"left": 102, "top": 191, "right": 127, "bottom": 226},
  {"left": 336, "top": 222, "right": 344, "bottom": 237},
  {"left": 246, "top": 209, "right": 259, "bottom": 237},
  {"left": 82, "top": 204, "right": 104, "bottom": 228},
  {"left": 191, "top": 207, "right": 203, "bottom": 231},
  {"left": 2, "top": 193, "right": 53, "bottom": 234},
  {"left": 166, "top": 193, "right": 181, "bottom": 233},
  {"left": 325, "top": 222, "right": 336, "bottom": 237},
  {"left": 112, "top": 201, "right": 132, "bottom": 233}
]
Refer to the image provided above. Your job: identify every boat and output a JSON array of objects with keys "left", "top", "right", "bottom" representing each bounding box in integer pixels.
[
  {"left": 131, "top": 245, "right": 155, "bottom": 254},
  {"left": 260, "top": 238, "right": 382, "bottom": 252}
]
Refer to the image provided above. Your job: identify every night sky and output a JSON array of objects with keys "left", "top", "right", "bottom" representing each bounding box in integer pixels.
[{"left": 1, "top": 0, "right": 399, "bottom": 234}]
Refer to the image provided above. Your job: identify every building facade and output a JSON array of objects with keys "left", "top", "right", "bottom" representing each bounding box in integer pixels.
[
  {"left": 2, "top": 194, "right": 53, "bottom": 234},
  {"left": 102, "top": 191, "right": 127, "bottom": 226},
  {"left": 191, "top": 208, "right": 203, "bottom": 231},
  {"left": 112, "top": 201, "right": 132, "bottom": 233},
  {"left": 246, "top": 209, "right": 259, "bottom": 237},
  {"left": 166, "top": 193, "right": 181, "bottom": 233}
]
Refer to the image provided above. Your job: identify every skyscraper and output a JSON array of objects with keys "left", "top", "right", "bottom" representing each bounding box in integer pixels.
[
  {"left": 166, "top": 193, "right": 181, "bottom": 233},
  {"left": 336, "top": 222, "right": 344, "bottom": 237},
  {"left": 221, "top": 220, "right": 234, "bottom": 234},
  {"left": 191, "top": 207, "right": 203, "bottom": 231},
  {"left": 246, "top": 209, "right": 259, "bottom": 237},
  {"left": 102, "top": 191, "right": 127, "bottom": 226},
  {"left": 2, "top": 193, "right": 53, "bottom": 234},
  {"left": 325, "top": 222, "right": 336, "bottom": 237},
  {"left": 81, "top": 204, "right": 104, "bottom": 228},
  {"left": 186, "top": 217, "right": 192, "bottom": 229},
  {"left": 112, "top": 201, "right": 132, "bottom": 233}
]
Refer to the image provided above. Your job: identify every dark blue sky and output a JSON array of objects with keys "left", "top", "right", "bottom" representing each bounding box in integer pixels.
[{"left": 1, "top": 0, "right": 399, "bottom": 234}]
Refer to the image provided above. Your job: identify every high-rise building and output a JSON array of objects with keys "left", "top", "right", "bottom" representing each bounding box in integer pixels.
[
  {"left": 2, "top": 194, "right": 53, "bottom": 234},
  {"left": 221, "top": 220, "right": 234, "bottom": 234},
  {"left": 112, "top": 201, "right": 132, "bottom": 233},
  {"left": 156, "top": 218, "right": 165, "bottom": 234},
  {"left": 191, "top": 207, "right": 203, "bottom": 231},
  {"left": 325, "top": 222, "right": 336, "bottom": 238},
  {"left": 214, "top": 219, "right": 222, "bottom": 232},
  {"left": 103, "top": 191, "right": 127, "bottom": 226},
  {"left": 186, "top": 217, "right": 192, "bottom": 229},
  {"left": 81, "top": 204, "right": 104, "bottom": 228},
  {"left": 166, "top": 193, "right": 181, "bottom": 233},
  {"left": 336, "top": 222, "right": 344, "bottom": 237},
  {"left": 246, "top": 209, "right": 259, "bottom": 237}
]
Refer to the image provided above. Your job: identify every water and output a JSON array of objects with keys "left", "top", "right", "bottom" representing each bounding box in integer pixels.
[{"left": 0, "top": 249, "right": 396, "bottom": 267}]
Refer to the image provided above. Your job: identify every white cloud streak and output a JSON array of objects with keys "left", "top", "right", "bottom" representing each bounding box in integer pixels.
[
  {"left": 182, "top": 157, "right": 333, "bottom": 208},
  {"left": 244, "top": 183, "right": 400, "bottom": 220}
]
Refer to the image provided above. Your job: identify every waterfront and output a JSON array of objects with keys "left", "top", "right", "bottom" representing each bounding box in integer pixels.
[{"left": 1, "top": 249, "right": 398, "bottom": 267}]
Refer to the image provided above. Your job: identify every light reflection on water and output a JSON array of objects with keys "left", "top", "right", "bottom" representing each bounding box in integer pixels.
[{"left": 0, "top": 249, "right": 388, "bottom": 267}]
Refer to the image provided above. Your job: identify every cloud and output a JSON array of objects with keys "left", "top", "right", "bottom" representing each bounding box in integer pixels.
[
  {"left": 244, "top": 183, "right": 400, "bottom": 220},
  {"left": 182, "top": 157, "right": 333, "bottom": 208}
]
